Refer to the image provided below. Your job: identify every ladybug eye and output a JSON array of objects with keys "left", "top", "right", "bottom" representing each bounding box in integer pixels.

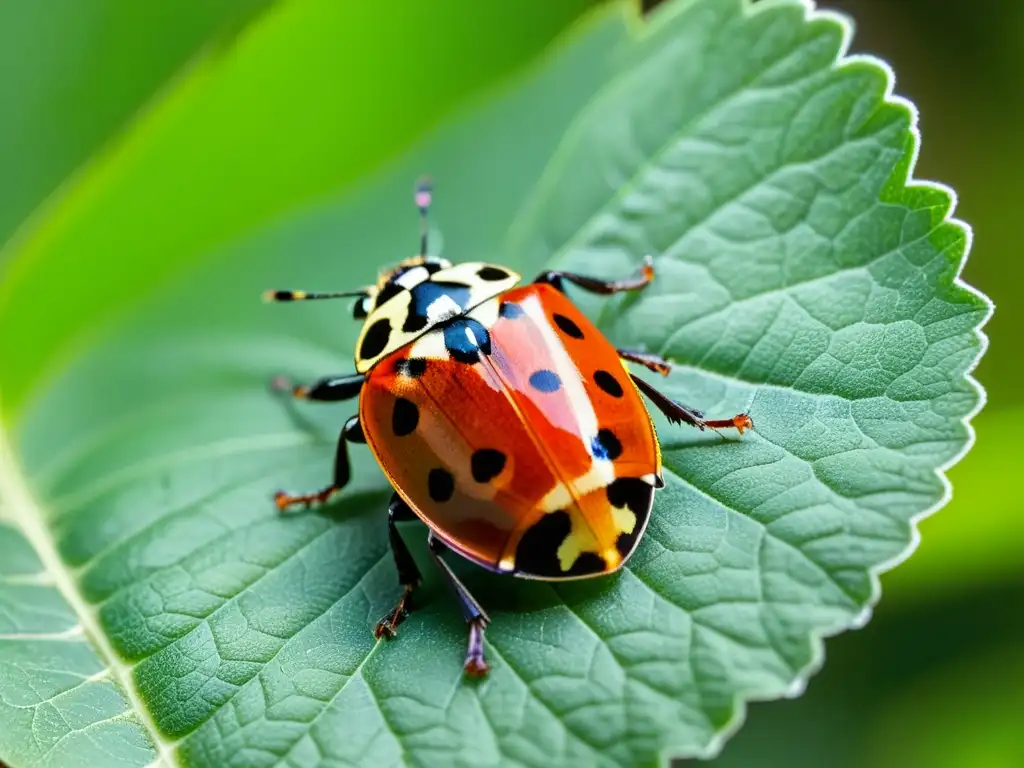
[{"left": 353, "top": 295, "right": 371, "bottom": 319}]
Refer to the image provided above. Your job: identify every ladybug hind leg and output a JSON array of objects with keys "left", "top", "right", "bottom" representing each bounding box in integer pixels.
[
  {"left": 374, "top": 494, "right": 423, "bottom": 639},
  {"left": 274, "top": 414, "right": 365, "bottom": 511},
  {"left": 428, "top": 533, "right": 491, "bottom": 677},
  {"left": 374, "top": 514, "right": 490, "bottom": 676}
]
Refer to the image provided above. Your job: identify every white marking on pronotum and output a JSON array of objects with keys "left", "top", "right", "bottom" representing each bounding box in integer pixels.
[
  {"left": 467, "top": 297, "right": 500, "bottom": 327},
  {"left": 394, "top": 265, "right": 429, "bottom": 289},
  {"left": 425, "top": 294, "right": 462, "bottom": 324},
  {"left": 409, "top": 331, "right": 450, "bottom": 361}
]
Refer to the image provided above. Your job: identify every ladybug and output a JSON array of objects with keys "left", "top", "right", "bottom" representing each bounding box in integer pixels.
[{"left": 265, "top": 180, "right": 752, "bottom": 676}]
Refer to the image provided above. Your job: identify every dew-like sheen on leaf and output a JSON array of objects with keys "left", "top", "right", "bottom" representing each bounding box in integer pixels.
[{"left": 0, "top": 0, "right": 989, "bottom": 767}]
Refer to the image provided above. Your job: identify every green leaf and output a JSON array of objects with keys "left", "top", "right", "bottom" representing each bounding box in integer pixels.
[
  {"left": 0, "top": 0, "right": 990, "bottom": 767},
  {"left": 0, "top": 3, "right": 630, "bottom": 766}
]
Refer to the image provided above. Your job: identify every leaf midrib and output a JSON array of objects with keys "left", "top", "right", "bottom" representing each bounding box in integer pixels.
[{"left": 0, "top": 426, "right": 174, "bottom": 767}]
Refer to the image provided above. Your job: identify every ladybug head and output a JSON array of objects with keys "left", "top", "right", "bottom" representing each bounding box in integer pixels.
[
  {"left": 351, "top": 258, "right": 521, "bottom": 373},
  {"left": 351, "top": 255, "right": 452, "bottom": 321}
]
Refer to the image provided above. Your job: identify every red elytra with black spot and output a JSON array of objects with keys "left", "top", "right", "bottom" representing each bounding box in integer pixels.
[
  {"left": 266, "top": 183, "right": 752, "bottom": 676},
  {"left": 360, "top": 282, "right": 661, "bottom": 579}
]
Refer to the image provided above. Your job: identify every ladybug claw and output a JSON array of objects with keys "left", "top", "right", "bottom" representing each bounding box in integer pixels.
[
  {"left": 374, "top": 619, "right": 398, "bottom": 639},
  {"left": 273, "top": 490, "right": 293, "bottom": 513},
  {"left": 463, "top": 618, "right": 489, "bottom": 677},
  {"left": 464, "top": 655, "right": 489, "bottom": 677},
  {"left": 374, "top": 597, "right": 411, "bottom": 639}
]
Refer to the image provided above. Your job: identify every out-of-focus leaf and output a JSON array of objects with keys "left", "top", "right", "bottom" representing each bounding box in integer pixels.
[
  {"left": 865, "top": 645, "right": 1024, "bottom": 768},
  {"left": 0, "top": 0, "right": 274, "bottom": 245},
  {"left": 0, "top": 4, "right": 631, "bottom": 766},
  {"left": 879, "top": 407, "right": 1024, "bottom": 602},
  {"left": 0, "top": 0, "right": 602, "bottom": 417}
]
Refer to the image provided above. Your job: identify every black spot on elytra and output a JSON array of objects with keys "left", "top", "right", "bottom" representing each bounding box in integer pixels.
[
  {"left": 591, "top": 429, "right": 622, "bottom": 460},
  {"left": 359, "top": 319, "right": 391, "bottom": 360},
  {"left": 394, "top": 358, "right": 427, "bottom": 378},
  {"left": 608, "top": 478, "right": 655, "bottom": 560},
  {"left": 514, "top": 511, "right": 611, "bottom": 578},
  {"left": 567, "top": 552, "right": 608, "bottom": 577},
  {"left": 513, "top": 511, "right": 569, "bottom": 577},
  {"left": 593, "top": 369, "right": 624, "bottom": 398},
  {"left": 499, "top": 301, "right": 524, "bottom": 319},
  {"left": 404, "top": 280, "right": 472, "bottom": 333},
  {"left": 607, "top": 477, "right": 654, "bottom": 514},
  {"left": 428, "top": 468, "right": 455, "bottom": 502},
  {"left": 391, "top": 398, "right": 419, "bottom": 437},
  {"left": 528, "top": 369, "right": 561, "bottom": 393},
  {"left": 553, "top": 313, "right": 584, "bottom": 339},
  {"left": 471, "top": 449, "right": 506, "bottom": 483},
  {"left": 443, "top": 317, "right": 491, "bottom": 364},
  {"left": 477, "top": 266, "right": 510, "bottom": 281}
]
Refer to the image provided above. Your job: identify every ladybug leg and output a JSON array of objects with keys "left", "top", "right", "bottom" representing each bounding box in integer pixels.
[
  {"left": 273, "top": 415, "right": 364, "bottom": 512},
  {"left": 427, "top": 533, "right": 491, "bottom": 677},
  {"left": 617, "top": 347, "right": 673, "bottom": 376},
  {"left": 270, "top": 372, "right": 363, "bottom": 402},
  {"left": 533, "top": 254, "right": 654, "bottom": 295},
  {"left": 262, "top": 285, "right": 373, "bottom": 320},
  {"left": 374, "top": 494, "right": 423, "bottom": 639},
  {"left": 629, "top": 373, "right": 753, "bottom": 434}
]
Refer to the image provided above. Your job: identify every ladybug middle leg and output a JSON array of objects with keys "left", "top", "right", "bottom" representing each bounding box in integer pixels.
[{"left": 274, "top": 414, "right": 365, "bottom": 511}]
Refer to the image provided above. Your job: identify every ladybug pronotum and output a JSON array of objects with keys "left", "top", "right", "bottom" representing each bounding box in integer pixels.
[{"left": 265, "top": 180, "right": 752, "bottom": 676}]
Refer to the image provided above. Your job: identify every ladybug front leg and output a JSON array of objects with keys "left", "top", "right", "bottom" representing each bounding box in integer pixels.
[
  {"left": 427, "top": 533, "right": 491, "bottom": 677},
  {"left": 274, "top": 415, "right": 364, "bottom": 511},
  {"left": 374, "top": 494, "right": 423, "bottom": 639},
  {"left": 533, "top": 254, "right": 654, "bottom": 295}
]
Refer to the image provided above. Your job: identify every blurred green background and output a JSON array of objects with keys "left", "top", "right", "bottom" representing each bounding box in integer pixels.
[
  {"left": 704, "top": 1, "right": 1022, "bottom": 766},
  {"left": 0, "top": 0, "right": 1017, "bottom": 766}
]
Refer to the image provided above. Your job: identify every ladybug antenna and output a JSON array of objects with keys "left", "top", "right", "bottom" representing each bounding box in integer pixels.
[
  {"left": 415, "top": 176, "right": 433, "bottom": 259},
  {"left": 262, "top": 288, "right": 369, "bottom": 303}
]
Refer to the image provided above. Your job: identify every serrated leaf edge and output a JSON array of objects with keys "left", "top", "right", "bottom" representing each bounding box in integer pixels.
[
  {"left": 650, "top": 0, "right": 992, "bottom": 762},
  {"left": 505, "top": 0, "right": 991, "bottom": 761}
]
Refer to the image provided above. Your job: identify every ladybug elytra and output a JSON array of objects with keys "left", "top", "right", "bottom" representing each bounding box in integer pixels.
[{"left": 265, "top": 180, "right": 752, "bottom": 676}]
